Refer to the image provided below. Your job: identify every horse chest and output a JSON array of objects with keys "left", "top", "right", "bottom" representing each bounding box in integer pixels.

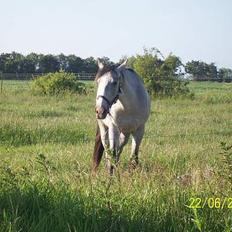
[{"left": 104, "top": 113, "right": 141, "bottom": 133}]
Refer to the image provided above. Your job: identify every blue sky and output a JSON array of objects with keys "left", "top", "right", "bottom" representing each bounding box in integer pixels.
[{"left": 1, "top": 0, "right": 232, "bottom": 68}]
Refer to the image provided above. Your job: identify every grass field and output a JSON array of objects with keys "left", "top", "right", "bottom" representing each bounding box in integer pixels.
[{"left": 0, "top": 80, "right": 232, "bottom": 231}]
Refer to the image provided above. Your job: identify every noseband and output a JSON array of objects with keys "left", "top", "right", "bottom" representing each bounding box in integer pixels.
[
  {"left": 96, "top": 72, "right": 123, "bottom": 111},
  {"left": 97, "top": 92, "right": 120, "bottom": 110}
]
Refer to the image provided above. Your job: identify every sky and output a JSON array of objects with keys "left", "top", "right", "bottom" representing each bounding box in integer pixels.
[{"left": 0, "top": 0, "right": 232, "bottom": 68}]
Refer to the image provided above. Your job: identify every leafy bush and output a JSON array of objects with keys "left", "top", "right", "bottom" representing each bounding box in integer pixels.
[
  {"left": 130, "top": 48, "right": 192, "bottom": 97},
  {"left": 31, "top": 71, "right": 86, "bottom": 95}
]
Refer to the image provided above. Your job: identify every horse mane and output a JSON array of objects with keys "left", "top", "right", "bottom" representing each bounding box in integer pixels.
[
  {"left": 126, "top": 68, "right": 135, "bottom": 73},
  {"left": 95, "top": 64, "right": 121, "bottom": 81},
  {"left": 95, "top": 64, "right": 136, "bottom": 82}
]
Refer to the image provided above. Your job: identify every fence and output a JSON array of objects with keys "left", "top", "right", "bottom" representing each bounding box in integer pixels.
[
  {"left": 0, "top": 73, "right": 96, "bottom": 81},
  {"left": 1, "top": 73, "right": 232, "bottom": 82},
  {"left": 0, "top": 72, "right": 3, "bottom": 93},
  {"left": 191, "top": 78, "right": 232, "bottom": 82}
]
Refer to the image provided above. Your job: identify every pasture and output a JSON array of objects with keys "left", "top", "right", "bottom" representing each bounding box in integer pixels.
[{"left": 0, "top": 80, "right": 232, "bottom": 231}]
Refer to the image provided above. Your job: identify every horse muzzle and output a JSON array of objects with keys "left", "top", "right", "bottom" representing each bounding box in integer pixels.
[{"left": 95, "top": 106, "right": 108, "bottom": 119}]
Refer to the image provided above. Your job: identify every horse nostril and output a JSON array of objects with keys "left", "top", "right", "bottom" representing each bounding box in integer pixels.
[{"left": 95, "top": 107, "right": 102, "bottom": 115}]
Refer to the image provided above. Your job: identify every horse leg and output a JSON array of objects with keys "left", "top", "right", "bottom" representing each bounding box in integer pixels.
[
  {"left": 92, "top": 125, "right": 104, "bottom": 173},
  {"left": 130, "top": 125, "right": 145, "bottom": 167},
  {"left": 95, "top": 122, "right": 112, "bottom": 173},
  {"left": 108, "top": 125, "right": 120, "bottom": 174},
  {"left": 117, "top": 132, "right": 130, "bottom": 160}
]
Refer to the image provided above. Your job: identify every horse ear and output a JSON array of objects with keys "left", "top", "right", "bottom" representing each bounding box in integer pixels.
[
  {"left": 97, "top": 59, "right": 104, "bottom": 70},
  {"left": 117, "top": 59, "right": 128, "bottom": 70}
]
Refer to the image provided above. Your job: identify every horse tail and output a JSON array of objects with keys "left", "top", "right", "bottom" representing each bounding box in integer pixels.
[{"left": 92, "top": 124, "right": 104, "bottom": 173}]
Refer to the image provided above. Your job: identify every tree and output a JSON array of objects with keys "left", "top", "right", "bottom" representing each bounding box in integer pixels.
[
  {"left": 20, "top": 53, "right": 40, "bottom": 73},
  {"left": 218, "top": 68, "right": 232, "bottom": 82},
  {"left": 132, "top": 48, "right": 190, "bottom": 97},
  {"left": 0, "top": 52, "right": 24, "bottom": 73},
  {"left": 39, "top": 55, "right": 59, "bottom": 73},
  {"left": 185, "top": 61, "right": 218, "bottom": 80},
  {"left": 133, "top": 48, "right": 160, "bottom": 92},
  {"left": 83, "top": 57, "right": 97, "bottom": 73},
  {"left": 119, "top": 55, "right": 136, "bottom": 69},
  {"left": 185, "top": 61, "right": 206, "bottom": 80},
  {"left": 98, "top": 56, "right": 114, "bottom": 66},
  {"left": 0, "top": 53, "right": 7, "bottom": 72},
  {"left": 57, "top": 54, "right": 69, "bottom": 71},
  {"left": 161, "top": 54, "right": 183, "bottom": 77},
  {"left": 207, "top": 63, "right": 217, "bottom": 80},
  {"left": 66, "top": 55, "right": 84, "bottom": 73}
]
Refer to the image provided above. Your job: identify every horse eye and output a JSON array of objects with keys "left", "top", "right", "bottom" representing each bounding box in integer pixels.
[{"left": 112, "top": 82, "right": 117, "bottom": 85}]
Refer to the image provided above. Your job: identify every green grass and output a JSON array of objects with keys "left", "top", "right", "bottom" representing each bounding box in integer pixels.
[{"left": 0, "top": 80, "right": 232, "bottom": 231}]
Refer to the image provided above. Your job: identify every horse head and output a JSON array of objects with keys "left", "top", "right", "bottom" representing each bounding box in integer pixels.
[{"left": 95, "top": 59, "right": 127, "bottom": 119}]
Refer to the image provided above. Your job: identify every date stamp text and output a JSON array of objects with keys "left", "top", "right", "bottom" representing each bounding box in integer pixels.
[{"left": 187, "top": 197, "right": 232, "bottom": 209}]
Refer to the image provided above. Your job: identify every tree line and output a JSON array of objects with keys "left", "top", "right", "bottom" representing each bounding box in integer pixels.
[
  {"left": 0, "top": 51, "right": 232, "bottom": 82},
  {"left": 0, "top": 52, "right": 98, "bottom": 74},
  {"left": 185, "top": 61, "right": 232, "bottom": 82}
]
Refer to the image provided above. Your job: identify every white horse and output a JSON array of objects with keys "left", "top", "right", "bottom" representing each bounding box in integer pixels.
[{"left": 92, "top": 60, "right": 150, "bottom": 173}]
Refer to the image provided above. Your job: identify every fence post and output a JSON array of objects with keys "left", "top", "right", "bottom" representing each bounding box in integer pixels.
[{"left": 0, "top": 72, "right": 3, "bottom": 94}]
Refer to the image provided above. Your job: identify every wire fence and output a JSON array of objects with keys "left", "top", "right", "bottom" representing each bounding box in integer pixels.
[
  {"left": 191, "top": 78, "right": 232, "bottom": 83},
  {"left": 0, "top": 72, "right": 3, "bottom": 93},
  {"left": 0, "top": 72, "right": 96, "bottom": 81},
  {"left": 1, "top": 73, "right": 232, "bottom": 82}
]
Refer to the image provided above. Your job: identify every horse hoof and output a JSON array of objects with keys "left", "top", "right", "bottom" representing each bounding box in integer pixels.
[{"left": 129, "top": 160, "right": 138, "bottom": 171}]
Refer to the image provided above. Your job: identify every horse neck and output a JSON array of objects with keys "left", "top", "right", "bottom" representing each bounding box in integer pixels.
[{"left": 118, "top": 70, "right": 138, "bottom": 108}]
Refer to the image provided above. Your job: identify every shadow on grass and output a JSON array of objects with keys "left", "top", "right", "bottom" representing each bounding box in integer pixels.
[
  {"left": 0, "top": 154, "right": 228, "bottom": 232},
  {"left": 0, "top": 182, "right": 194, "bottom": 232}
]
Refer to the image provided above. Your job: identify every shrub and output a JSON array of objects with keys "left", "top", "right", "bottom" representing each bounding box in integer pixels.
[
  {"left": 31, "top": 71, "right": 86, "bottom": 95},
  {"left": 130, "top": 48, "right": 192, "bottom": 97}
]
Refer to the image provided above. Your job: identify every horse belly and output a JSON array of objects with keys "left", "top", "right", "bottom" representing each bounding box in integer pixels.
[
  {"left": 105, "top": 101, "right": 149, "bottom": 133},
  {"left": 116, "top": 116, "right": 143, "bottom": 133}
]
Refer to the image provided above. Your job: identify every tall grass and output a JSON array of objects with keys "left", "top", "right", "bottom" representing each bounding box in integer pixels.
[{"left": 0, "top": 80, "right": 232, "bottom": 231}]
